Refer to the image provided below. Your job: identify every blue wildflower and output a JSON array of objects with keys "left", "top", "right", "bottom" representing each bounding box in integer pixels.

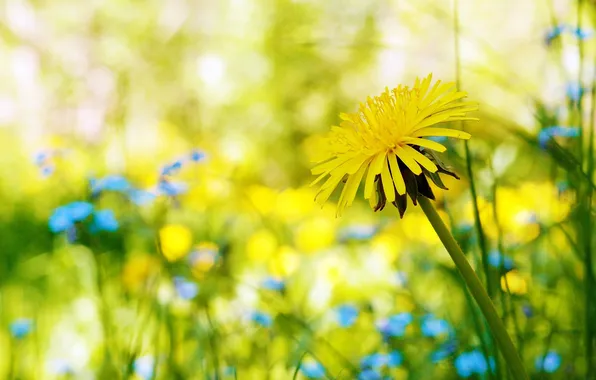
[
  {"left": 538, "top": 126, "right": 580, "bottom": 148},
  {"left": 487, "top": 251, "right": 514, "bottom": 271},
  {"left": 47, "top": 359, "right": 73, "bottom": 375},
  {"left": 49, "top": 202, "right": 94, "bottom": 233},
  {"left": 522, "top": 304, "right": 533, "bottom": 318},
  {"left": 566, "top": 83, "right": 584, "bottom": 102},
  {"left": 157, "top": 180, "right": 188, "bottom": 196},
  {"left": 49, "top": 208, "right": 75, "bottom": 233},
  {"left": 358, "top": 369, "right": 383, "bottom": 380},
  {"left": 455, "top": 223, "right": 475, "bottom": 243},
  {"left": 161, "top": 160, "right": 184, "bottom": 176},
  {"left": 134, "top": 356, "right": 154, "bottom": 380},
  {"left": 261, "top": 277, "right": 285, "bottom": 291},
  {"left": 91, "top": 210, "right": 119, "bottom": 232},
  {"left": 223, "top": 366, "right": 236, "bottom": 376},
  {"left": 338, "top": 224, "right": 377, "bottom": 241},
  {"left": 173, "top": 277, "right": 199, "bottom": 300},
  {"left": 90, "top": 175, "right": 131, "bottom": 195},
  {"left": 9, "top": 318, "right": 33, "bottom": 339},
  {"left": 361, "top": 351, "right": 403, "bottom": 370},
  {"left": 66, "top": 226, "right": 77, "bottom": 243},
  {"left": 251, "top": 311, "right": 273, "bottom": 328},
  {"left": 572, "top": 27, "right": 593, "bottom": 40},
  {"left": 128, "top": 189, "right": 157, "bottom": 206},
  {"left": 34, "top": 151, "right": 49, "bottom": 166},
  {"left": 430, "top": 348, "right": 450, "bottom": 363},
  {"left": 430, "top": 340, "right": 457, "bottom": 363},
  {"left": 392, "top": 271, "right": 408, "bottom": 287},
  {"left": 545, "top": 24, "right": 566, "bottom": 45},
  {"left": 336, "top": 304, "right": 359, "bottom": 328},
  {"left": 557, "top": 180, "right": 570, "bottom": 194},
  {"left": 188, "top": 243, "right": 220, "bottom": 270},
  {"left": 454, "top": 350, "right": 495, "bottom": 378},
  {"left": 65, "top": 202, "right": 94, "bottom": 221},
  {"left": 40, "top": 165, "right": 55, "bottom": 177},
  {"left": 535, "top": 351, "right": 562, "bottom": 373},
  {"left": 361, "top": 353, "right": 387, "bottom": 370},
  {"left": 420, "top": 314, "right": 451, "bottom": 337},
  {"left": 376, "top": 313, "right": 413, "bottom": 338},
  {"left": 190, "top": 149, "right": 206, "bottom": 162},
  {"left": 33, "top": 150, "right": 55, "bottom": 177},
  {"left": 300, "top": 360, "right": 326, "bottom": 379},
  {"left": 386, "top": 351, "right": 403, "bottom": 367}
]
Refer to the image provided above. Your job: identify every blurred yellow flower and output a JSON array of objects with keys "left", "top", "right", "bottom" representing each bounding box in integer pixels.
[
  {"left": 159, "top": 224, "right": 193, "bottom": 261},
  {"left": 501, "top": 270, "right": 528, "bottom": 295},
  {"left": 246, "top": 185, "right": 278, "bottom": 215},
  {"left": 190, "top": 242, "right": 219, "bottom": 277},
  {"left": 295, "top": 217, "right": 336, "bottom": 253},
  {"left": 122, "top": 255, "right": 159, "bottom": 292},
  {"left": 311, "top": 74, "right": 477, "bottom": 216},
  {"left": 394, "top": 293, "right": 416, "bottom": 313},
  {"left": 370, "top": 232, "right": 402, "bottom": 262},
  {"left": 401, "top": 211, "right": 449, "bottom": 245},
  {"left": 472, "top": 182, "right": 572, "bottom": 245},
  {"left": 274, "top": 187, "right": 316, "bottom": 222},
  {"left": 269, "top": 246, "right": 301, "bottom": 276},
  {"left": 247, "top": 229, "right": 278, "bottom": 262}
]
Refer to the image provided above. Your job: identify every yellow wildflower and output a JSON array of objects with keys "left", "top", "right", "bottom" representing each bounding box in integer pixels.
[
  {"left": 159, "top": 224, "right": 193, "bottom": 261},
  {"left": 190, "top": 242, "right": 220, "bottom": 277},
  {"left": 311, "top": 74, "right": 477, "bottom": 217},
  {"left": 501, "top": 270, "right": 528, "bottom": 295},
  {"left": 122, "top": 255, "right": 159, "bottom": 292},
  {"left": 246, "top": 229, "right": 278, "bottom": 262}
]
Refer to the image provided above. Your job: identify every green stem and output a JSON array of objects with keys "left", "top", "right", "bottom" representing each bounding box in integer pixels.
[
  {"left": 584, "top": 3, "right": 596, "bottom": 373},
  {"left": 94, "top": 252, "right": 116, "bottom": 373},
  {"left": 204, "top": 304, "right": 221, "bottom": 380},
  {"left": 419, "top": 197, "right": 528, "bottom": 380}
]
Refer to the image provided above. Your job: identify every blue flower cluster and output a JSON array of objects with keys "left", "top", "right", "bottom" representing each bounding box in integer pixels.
[
  {"left": 48, "top": 201, "right": 119, "bottom": 236},
  {"left": 538, "top": 126, "right": 580, "bottom": 148},
  {"left": 90, "top": 174, "right": 156, "bottom": 205},
  {"left": 430, "top": 340, "right": 458, "bottom": 363},
  {"left": 545, "top": 24, "right": 593, "bottom": 45},
  {"left": 157, "top": 150, "right": 206, "bottom": 197},
  {"left": 251, "top": 311, "right": 273, "bottom": 328},
  {"left": 487, "top": 250, "right": 514, "bottom": 271},
  {"left": 535, "top": 351, "right": 562, "bottom": 373},
  {"left": 376, "top": 312, "right": 413, "bottom": 338},
  {"left": 454, "top": 349, "right": 495, "bottom": 378},
  {"left": 261, "top": 276, "right": 285, "bottom": 292},
  {"left": 361, "top": 351, "right": 403, "bottom": 369},
  {"left": 33, "top": 149, "right": 68, "bottom": 177},
  {"left": 10, "top": 318, "right": 33, "bottom": 339},
  {"left": 338, "top": 224, "right": 378, "bottom": 242},
  {"left": 300, "top": 360, "right": 326, "bottom": 379},
  {"left": 357, "top": 351, "right": 402, "bottom": 379},
  {"left": 134, "top": 356, "right": 155, "bottom": 380},
  {"left": 335, "top": 304, "right": 359, "bottom": 328},
  {"left": 420, "top": 314, "right": 452, "bottom": 338},
  {"left": 173, "top": 276, "right": 199, "bottom": 300},
  {"left": 47, "top": 149, "right": 207, "bottom": 239}
]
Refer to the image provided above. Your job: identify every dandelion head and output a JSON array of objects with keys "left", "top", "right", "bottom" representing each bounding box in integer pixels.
[
  {"left": 311, "top": 74, "right": 477, "bottom": 217},
  {"left": 159, "top": 224, "right": 193, "bottom": 262}
]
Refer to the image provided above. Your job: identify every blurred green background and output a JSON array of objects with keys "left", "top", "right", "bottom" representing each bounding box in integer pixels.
[{"left": 0, "top": 0, "right": 595, "bottom": 379}]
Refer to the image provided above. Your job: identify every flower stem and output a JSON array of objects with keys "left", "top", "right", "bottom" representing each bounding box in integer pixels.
[{"left": 418, "top": 197, "right": 528, "bottom": 380}]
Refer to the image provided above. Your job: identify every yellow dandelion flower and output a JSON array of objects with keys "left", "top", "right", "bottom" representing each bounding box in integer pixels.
[
  {"left": 190, "top": 242, "right": 220, "bottom": 277},
  {"left": 501, "top": 270, "right": 528, "bottom": 295},
  {"left": 159, "top": 224, "right": 193, "bottom": 261},
  {"left": 311, "top": 74, "right": 478, "bottom": 217},
  {"left": 122, "top": 254, "right": 160, "bottom": 292}
]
